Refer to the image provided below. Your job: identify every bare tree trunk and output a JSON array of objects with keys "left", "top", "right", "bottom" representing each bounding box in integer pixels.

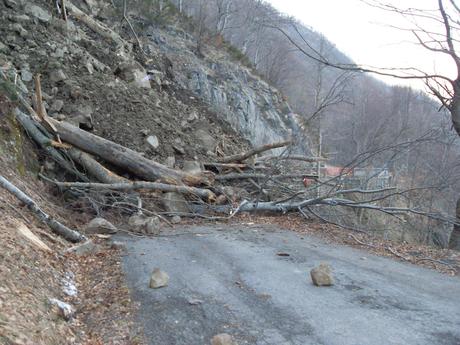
[
  {"left": 67, "top": 148, "right": 127, "bottom": 184},
  {"left": 0, "top": 175, "right": 85, "bottom": 243},
  {"left": 15, "top": 109, "right": 89, "bottom": 182},
  {"left": 451, "top": 83, "right": 460, "bottom": 136},
  {"left": 41, "top": 178, "right": 216, "bottom": 201},
  {"left": 448, "top": 197, "right": 460, "bottom": 250},
  {"left": 50, "top": 119, "right": 213, "bottom": 186},
  {"left": 66, "top": 1, "right": 125, "bottom": 48},
  {"left": 218, "top": 140, "right": 291, "bottom": 163}
]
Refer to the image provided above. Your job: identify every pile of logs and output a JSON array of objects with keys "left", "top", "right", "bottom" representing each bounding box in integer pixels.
[{"left": 0, "top": 68, "right": 324, "bottom": 242}]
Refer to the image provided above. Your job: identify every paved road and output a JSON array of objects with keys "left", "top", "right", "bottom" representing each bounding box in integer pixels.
[{"left": 120, "top": 224, "right": 460, "bottom": 345}]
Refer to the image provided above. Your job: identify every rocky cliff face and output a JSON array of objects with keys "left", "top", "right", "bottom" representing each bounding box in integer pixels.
[{"left": 146, "top": 26, "right": 304, "bottom": 150}]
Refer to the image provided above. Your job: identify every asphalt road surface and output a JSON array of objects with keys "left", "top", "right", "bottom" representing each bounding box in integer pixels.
[{"left": 120, "top": 224, "right": 460, "bottom": 345}]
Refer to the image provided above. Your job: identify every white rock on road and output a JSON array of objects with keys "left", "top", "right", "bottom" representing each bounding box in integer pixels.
[
  {"left": 211, "top": 333, "right": 236, "bottom": 345},
  {"left": 310, "top": 262, "right": 334, "bottom": 286},
  {"left": 149, "top": 268, "right": 169, "bottom": 289}
]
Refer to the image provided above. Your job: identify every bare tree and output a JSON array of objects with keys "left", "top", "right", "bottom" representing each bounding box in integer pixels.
[{"left": 269, "top": 0, "right": 460, "bottom": 249}]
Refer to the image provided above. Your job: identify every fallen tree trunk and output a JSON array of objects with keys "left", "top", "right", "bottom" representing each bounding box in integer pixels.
[
  {"left": 67, "top": 148, "right": 126, "bottom": 184},
  {"left": 15, "top": 109, "right": 89, "bottom": 182},
  {"left": 256, "top": 155, "right": 327, "bottom": 163},
  {"left": 66, "top": 1, "right": 126, "bottom": 48},
  {"left": 215, "top": 173, "right": 318, "bottom": 181},
  {"left": 233, "top": 196, "right": 459, "bottom": 226},
  {"left": 49, "top": 119, "right": 214, "bottom": 186},
  {"left": 218, "top": 140, "right": 291, "bottom": 163},
  {"left": 41, "top": 177, "right": 216, "bottom": 202},
  {"left": 0, "top": 175, "right": 85, "bottom": 243}
]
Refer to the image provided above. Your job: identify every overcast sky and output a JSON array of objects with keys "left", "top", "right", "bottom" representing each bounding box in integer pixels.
[{"left": 267, "top": 0, "right": 456, "bottom": 87}]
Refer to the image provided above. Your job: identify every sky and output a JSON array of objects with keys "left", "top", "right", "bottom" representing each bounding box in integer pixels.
[{"left": 267, "top": 0, "right": 457, "bottom": 87}]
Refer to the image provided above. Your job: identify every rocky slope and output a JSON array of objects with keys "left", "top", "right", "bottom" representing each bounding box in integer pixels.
[
  {"left": 1, "top": 0, "right": 307, "bottom": 171},
  {"left": 146, "top": 24, "right": 297, "bottom": 148}
]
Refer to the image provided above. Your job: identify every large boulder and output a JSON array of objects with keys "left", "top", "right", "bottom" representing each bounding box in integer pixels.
[
  {"left": 84, "top": 217, "right": 117, "bottom": 234},
  {"left": 310, "top": 263, "right": 334, "bottom": 287},
  {"left": 195, "top": 128, "right": 217, "bottom": 150},
  {"left": 49, "top": 69, "right": 67, "bottom": 84},
  {"left": 24, "top": 4, "right": 52, "bottom": 23},
  {"left": 66, "top": 240, "right": 101, "bottom": 256},
  {"left": 162, "top": 192, "right": 190, "bottom": 214},
  {"left": 114, "top": 61, "right": 151, "bottom": 89},
  {"left": 128, "top": 214, "right": 161, "bottom": 235},
  {"left": 182, "top": 160, "right": 202, "bottom": 175},
  {"left": 149, "top": 268, "right": 169, "bottom": 289}
]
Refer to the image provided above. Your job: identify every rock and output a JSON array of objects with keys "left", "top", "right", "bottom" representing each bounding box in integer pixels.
[
  {"left": 51, "top": 47, "right": 68, "bottom": 59},
  {"left": 114, "top": 61, "right": 151, "bottom": 89},
  {"left": 49, "top": 69, "right": 67, "bottom": 84},
  {"left": 211, "top": 333, "right": 236, "bottom": 345},
  {"left": 11, "top": 23, "right": 28, "bottom": 37},
  {"left": 149, "top": 268, "right": 169, "bottom": 289},
  {"left": 85, "top": 61, "right": 94, "bottom": 74},
  {"left": 187, "top": 111, "right": 199, "bottom": 122},
  {"left": 67, "top": 105, "right": 93, "bottom": 130},
  {"left": 8, "top": 14, "right": 31, "bottom": 23},
  {"left": 66, "top": 240, "right": 101, "bottom": 256},
  {"left": 85, "top": 217, "right": 117, "bottom": 234},
  {"left": 69, "top": 85, "right": 82, "bottom": 99},
  {"left": 146, "top": 69, "right": 163, "bottom": 87},
  {"left": 20, "top": 69, "right": 32, "bottom": 82},
  {"left": 3, "top": 0, "right": 18, "bottom": 9},
  {"left": 25, "top": 4, "right": 52, "bottom": 23},
  {"left": 140, "top": 129, "right": 150, "bottom": 136},
  {"left": 310, "top": 263, "right": 334, "bottom": 287},
  {"left": 195, "top": 129, "right": 217, "bottom": 149},
  {"left": 146, "top": 135, "right": 160, "bottom": 149},
  {"left": 215, "top": 194, "right": 228, "bottom": 205},
  {"left": 164, "top": 156, "right": 175, "bottom": 168},
  {"left": 110, "top": 241, "right": 126, "bottom": 250},
  {"left": 49, "top": 298, "right": 74, "bottom": 321},
  {"left": 171, "top": 215, "right": 181, "bottom": 224},
  {"left": 162, "top": 192, "right": 190, "bottom": 214},
  {"left": 128, "top": 214, "right": 161, "bottom": 235},
  {"left": 172, "top": 144, "right": 185, "bottom": 155},
  {"left": 82, "top": 0, "right": 100, "bottom": 14},
  {"left": 182, "top": 160, "right": 202, "bottom": 175},
  {"left": 0, "top": 41, "right": 9, "bottom": 54},
  {"left": 50, "top": 99, "right": 64, "bottom": 112},
  {"left": 187, "top": 298, "right": 203, "bottom": 305}
]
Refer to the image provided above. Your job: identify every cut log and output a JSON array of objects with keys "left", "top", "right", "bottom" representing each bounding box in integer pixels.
[
  {"left": 49, "top": 119, "right": 214, "bottom": 186},
  {"left": 218, "top": 140, "right": 291, "bottom": 163},
  {"left": 40, "top": 177, "right": 216, "bottom": 202},
  {"left": 0, "top": 175, "right": 85, "bottom": 243},
  {"left": 16, "top": 223, "right": 52, "bottom": 252}
]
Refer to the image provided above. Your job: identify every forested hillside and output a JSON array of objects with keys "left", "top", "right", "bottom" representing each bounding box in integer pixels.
[{"left": 159, "top": 0, "right": 460, "bottom": 245}]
